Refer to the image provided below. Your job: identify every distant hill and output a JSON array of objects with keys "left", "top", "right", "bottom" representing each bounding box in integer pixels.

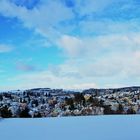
[{"left": 1, "top": 86, "right": 140, "bottom": 95}]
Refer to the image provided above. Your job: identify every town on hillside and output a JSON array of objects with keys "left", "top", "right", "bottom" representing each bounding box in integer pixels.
[{"left": 0, "top": 87, "right": 140, "bottom": 118}]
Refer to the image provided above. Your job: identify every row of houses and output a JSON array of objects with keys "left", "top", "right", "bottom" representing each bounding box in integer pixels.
[{"left": 0, "top": 89, "right": 140, "bottom": 118}]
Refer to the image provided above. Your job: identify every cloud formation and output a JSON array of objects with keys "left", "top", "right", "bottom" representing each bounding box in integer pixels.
[
  {"left": 0, "top": 44, "right": 13, "bottom": 53},
  {"left": 0, "top": 0, "right": 140, "bottom": 89},
  {"left": 16, "top": 63, "right": 37, "bottom": 72}
]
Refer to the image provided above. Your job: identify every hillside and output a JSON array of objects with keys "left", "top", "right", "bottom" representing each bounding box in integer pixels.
[{"left": 1, "top": 86, "right": 140, "bottom": 118}]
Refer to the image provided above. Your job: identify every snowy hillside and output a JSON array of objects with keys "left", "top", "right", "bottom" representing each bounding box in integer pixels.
[{"left": 0, "top": 115, "right": 139, "bottom": 140}]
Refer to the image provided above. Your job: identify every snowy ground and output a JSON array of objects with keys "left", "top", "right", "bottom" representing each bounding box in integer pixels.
[{"left": 0, "top": 115, "right": 139, "bottom": 140}]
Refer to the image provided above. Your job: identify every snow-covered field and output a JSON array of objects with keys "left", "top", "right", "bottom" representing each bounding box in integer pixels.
[{"left": 0, "top": 115, "right": 139, "bottom": 140}]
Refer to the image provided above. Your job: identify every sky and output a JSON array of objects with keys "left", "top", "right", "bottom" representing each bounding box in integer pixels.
[{"left": 0, "top": 0, "right": 140, "bottom": 90}]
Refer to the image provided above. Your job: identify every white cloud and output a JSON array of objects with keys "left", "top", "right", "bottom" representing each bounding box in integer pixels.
[
  {"left": 5, "top": 48, "right": 140, "bottom": 90},
  {"left": 65, "top": 83, "right": 98, "bottom": 90},
  {"left": 57, "top": 33, "right": 140, "bottom": 58},
  {"left": 0, "top": 0, "right": 74, "bottom": 40},
  {"left": 0, "top": 0, "right": 128, "bottom": 41},
  {"left": 74, "top": 0, "right": 114, "bottom": 16},
  {"left": 78, "top": 19, "right": 140, "bottom": 36},
  {"left": 1, "top": 0, "right": 140, "bottom": 89},
  {"left": 3, "top": 31, "right": 140, "bottom": 89},
  {"left": 16, "top": 63, "right": 36, "bottom": 72},
  {"left": 0, "top": 0, "right": 139, "bottom": 45},
  {"left": 58, "top": 35, "right": 84, "bottom": 57},
  {"left": 0, "top": 44, "right": 13, "bottom": 53}
]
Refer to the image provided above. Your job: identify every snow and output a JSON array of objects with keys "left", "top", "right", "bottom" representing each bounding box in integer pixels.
[{"left": 0, "top": 115, "right": 139, "bottom": 140}]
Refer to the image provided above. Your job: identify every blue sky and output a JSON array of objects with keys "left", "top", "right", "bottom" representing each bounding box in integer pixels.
[{"left": 0, "top": 0, "right": 140, "bottom": 90}]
